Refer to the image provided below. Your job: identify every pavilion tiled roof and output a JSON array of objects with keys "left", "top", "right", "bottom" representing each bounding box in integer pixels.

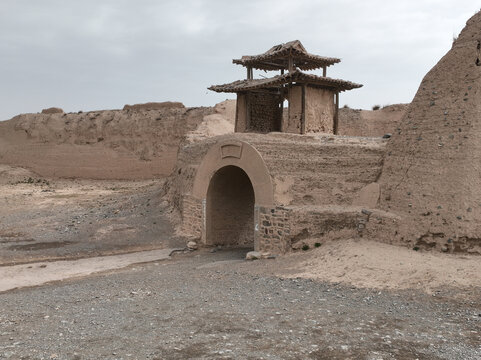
[
  {"left": 232, "top": 40, "right": 340, "bottom": 71},
  {"left": 209, "top": 70, "right": 362, "bottom": 93}
]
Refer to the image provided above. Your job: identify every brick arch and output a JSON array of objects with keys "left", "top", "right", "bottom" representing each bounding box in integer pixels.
[
  {"left": 192, "top": 140, "right": 274, "bottom": 206},
  {"left": 192, "top": 140, "right": 275, "bottom": 250}
]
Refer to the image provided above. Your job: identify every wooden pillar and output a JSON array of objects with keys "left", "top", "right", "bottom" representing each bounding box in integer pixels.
[
  {"left": 247, "top": 66, "right": 253, "bottom": 80},
  {"left": 235, "top": 94, "right": 240, "bottom": 131},
  {"left": 279, "top": 95, "right": 283, "bottom": 132},
  {"left": 334, "top": 92, "right": 339, "bottom": 135},
  {"left": 301, "top": 84, "right": 306, "bottom": 134},
  {"left": 288, "top": 50, "right": 294, "bottom": 73},
  {"left": 323, "top": 66, "right": 327, "bottom": 77},
  {"left": 246, "top": 93, "right": 251, "bottom": 131}
]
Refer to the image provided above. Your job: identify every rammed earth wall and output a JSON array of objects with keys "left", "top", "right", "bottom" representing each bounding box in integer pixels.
[{"left": 168, "top": 133, "right": 387, "bottom": 253}]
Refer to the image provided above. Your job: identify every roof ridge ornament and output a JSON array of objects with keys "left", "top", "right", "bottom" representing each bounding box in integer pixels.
[{"left": 232, "top": 40, "right": 340, "bottom": 71}]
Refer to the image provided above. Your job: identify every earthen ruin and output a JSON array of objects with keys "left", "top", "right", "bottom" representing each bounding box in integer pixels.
[
  {"left": 373, "top": 11, "right": 481, "bottom": 253},
  {"left": 2, "top": 16, "right": 481, "bottom": 256},
  {"left": 173, "top": 41, "right": 380, "bottom": 253},
  {"left": 174, "top": 31, "right": 481, "bottom": 255}
]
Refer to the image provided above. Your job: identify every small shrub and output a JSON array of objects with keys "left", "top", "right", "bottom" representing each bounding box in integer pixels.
[
  {"left": 302, "top": 244, "right": 310, "bottom": 251},
  {"left": 343, "top": 104, "right": 350, "bottom": 109},
  {"left": 413, "top": 246, "right": 420, "bottom": 251},
  {"left": 17, "top": 177, "right": 49, "bottom": 185},
  {"left": 372, "top": 105, "right": 381, "bottom": 111},
  {"left": 314, "top": 242, "right": 322, "bottom": 248}
]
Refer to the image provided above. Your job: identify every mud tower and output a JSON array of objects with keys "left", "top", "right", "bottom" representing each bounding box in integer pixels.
[
  {"left": 172, "top": 41, "right": 384, "bottom": 254},
  {"left": 371, "top": 12, "right": 481, "bottom": 254}
]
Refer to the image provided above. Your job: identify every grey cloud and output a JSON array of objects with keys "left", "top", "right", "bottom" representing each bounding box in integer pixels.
[{"left": 0, "top": 0, "right": 479, "bottom": 120}]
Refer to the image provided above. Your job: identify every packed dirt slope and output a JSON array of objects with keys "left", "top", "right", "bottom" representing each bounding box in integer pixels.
[
  {"left": 377, "top": 11, "right": 481, "bottom": 254},
  {"left": 0, "top": 101, "right": 235, "bottom": 180},
  {"left": 338, "top": 104, "right": 408, "bottom": 136}
]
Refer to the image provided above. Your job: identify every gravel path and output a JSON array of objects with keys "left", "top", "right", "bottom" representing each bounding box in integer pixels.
[{"left": 1, "top": 249, "right": 479, "bottom": 359}]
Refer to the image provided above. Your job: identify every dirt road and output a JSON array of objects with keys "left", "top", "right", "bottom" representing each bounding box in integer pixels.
[{"left": 0, "top": 249, "right": 479, "bottom": 360}]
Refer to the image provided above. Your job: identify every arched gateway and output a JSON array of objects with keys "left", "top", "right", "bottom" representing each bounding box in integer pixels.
[{"left": 191, "top": 141, "right": 274, "bottom": 250}]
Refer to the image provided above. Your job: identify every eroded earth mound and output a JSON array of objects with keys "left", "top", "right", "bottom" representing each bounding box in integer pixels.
[
  {"left": 377, "top": 11, "right": 481, "bottom": 253},
  {"left": 0, "top": 101, "right": 235, "bottom": 179}
]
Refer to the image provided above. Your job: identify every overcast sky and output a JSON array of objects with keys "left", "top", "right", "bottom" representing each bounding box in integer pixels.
[{"left": 0, "top": 1, "right": 479, "bottom": 120}]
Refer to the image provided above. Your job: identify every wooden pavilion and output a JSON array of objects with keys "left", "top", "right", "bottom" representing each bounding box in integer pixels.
[{"left": 209, "top": 40, "right": 362, "bottom": 134}]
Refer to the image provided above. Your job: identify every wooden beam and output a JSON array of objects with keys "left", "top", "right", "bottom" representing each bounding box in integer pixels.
[
  {"left": 334, "top": 92, "right": 339, "bottom": 135},
  {"left": 323, "top": 66, "right": 326, "bottom": 77}
]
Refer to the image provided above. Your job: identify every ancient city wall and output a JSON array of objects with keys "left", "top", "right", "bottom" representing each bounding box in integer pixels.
[
  {"left": 337, "top": 104, "right": 408, "bottom": 137},
  {"left": 251, "top": 134, "right": 385, "bottom": 206},
  {"left": 170, "top": 132, "right": 387, "bottom": 252},
  {"left": 0, "top": 103, "right": 216, "bottom": 179}
]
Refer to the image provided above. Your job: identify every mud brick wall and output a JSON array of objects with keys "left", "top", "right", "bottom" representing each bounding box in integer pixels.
[
  {"left": 248, "top": 92, "right": 282, "bottom": 133},
  {"left": 305, "top": 86, "right": 335, "bottom": 133},
  {"left": 286, "top": 206, "right": 364, "bottom": 244},
  {"left": 249, "top": 134, "right": 386, "bottom": 206},
  {"left": 181, "top": 195, "right": 203, "bottom": 238},
  {"left": 258, "top": 206, "right": 290, "bottom": 253}
]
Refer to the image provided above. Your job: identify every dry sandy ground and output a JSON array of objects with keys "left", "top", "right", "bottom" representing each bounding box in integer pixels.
[
  {"left": 1, "top": 249, "right": 479, "bottom": 360},
  {"left": 0, "top": 165, "right": 182, "bottom": 265},
  {"left": 275, "top": 239, "right": 481, "bottom": 295}
]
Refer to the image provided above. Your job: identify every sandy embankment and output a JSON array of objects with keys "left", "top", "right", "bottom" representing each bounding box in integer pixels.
[{"left": 277, "top": 238, "right": 481, "bottom": 293}]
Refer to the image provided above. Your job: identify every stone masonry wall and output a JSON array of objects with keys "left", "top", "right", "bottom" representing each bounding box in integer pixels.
[
  {"left": 181, "top": 195, "right": 203, "bottom": 238},
  {"left": 258, "top": 206, "right": 291, "bottom": 253}
]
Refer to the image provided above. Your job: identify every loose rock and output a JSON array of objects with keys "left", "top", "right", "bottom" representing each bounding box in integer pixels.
[{"left": 246, "top": 251, "right": 261, "bottom": 260}]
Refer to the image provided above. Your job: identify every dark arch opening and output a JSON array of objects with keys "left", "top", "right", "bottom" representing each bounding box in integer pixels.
[{"left": 206, "top": 166, "right": 255, "bottom": 248}]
